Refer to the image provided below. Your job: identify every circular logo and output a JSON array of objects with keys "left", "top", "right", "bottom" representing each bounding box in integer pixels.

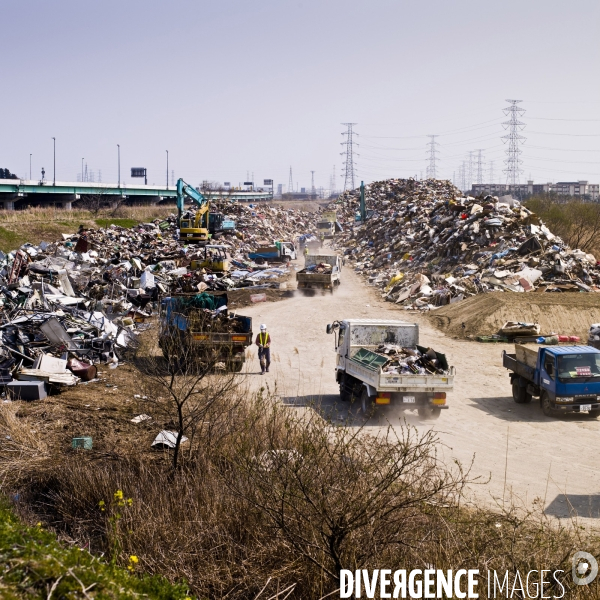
[{"left": 572, "top": 551, "right": 598, "bottom": 586}]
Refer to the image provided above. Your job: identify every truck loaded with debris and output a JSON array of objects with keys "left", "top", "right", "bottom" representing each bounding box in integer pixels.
[
  {"left": 326, "top": 319, "right": 454, "bottom": 419},
  {"left": 159, "top": 291, "right": 252, "bottom": 371},
  {"left": 247, "top": 240, "right": 297, "bottom": 263},
  {"left": 502, "top": 344, "right": 600, "bottom": 417},
  {"left": 296, "top": 254, "right": 342, "bottom": 290}
]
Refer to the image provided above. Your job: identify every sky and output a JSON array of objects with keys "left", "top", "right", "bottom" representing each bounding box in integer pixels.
[{"left": 1, "top": 0, "right": 599, "bottom": 192}]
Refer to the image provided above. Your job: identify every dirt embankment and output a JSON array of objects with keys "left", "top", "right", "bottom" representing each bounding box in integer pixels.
[{"left": 428, "top": 292, "right": 600, "bottom": 339}]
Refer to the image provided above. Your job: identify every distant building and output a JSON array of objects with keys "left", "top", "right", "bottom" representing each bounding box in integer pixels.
[{"left": 471, "top": 180, "right": 599, "bottom": 201}]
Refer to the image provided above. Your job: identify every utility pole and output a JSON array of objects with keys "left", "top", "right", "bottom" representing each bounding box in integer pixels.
[
  {"left": 341, "top": 123, "right": 358, "bottom": 191},
  {"left": 332, "top": 165, "right": 336, "bottom": 194},
  {"left": 310, "top": 170, "right": 315, "bottom": 196},
  {"left": 166, "top": 150, "right": 169, "bottom": 188},
  {"left": 288, "top": 166, "right": 293, "bottom": 195},
  {"left": 467, "top": 151, "right": 474, "bottom": 193},
  {"left": 476, "top": 149, "right": 484, "bottom": 184},
  {"left": 52, "top": 137, "right": 56, "bottom": 186},
  {"left": 459, "top": 161, "right": 467, "bottom": 193},
  {"left": 117, "top": 144, "right": 121, "bottom": 187},
  {"left": 488, "top": 160, "right": 495, "bottom": 185},
  {"left": 29, "top": 154, "right": 32, "bottom": 180},
  {"left": 426, "top": 135, "right": 439, "bottom": 179},
  {"left": 81, "top": 158, "right": 84, "bottom": 182},
  {"left": 502, "top": 99, "right": 526, "bottom": 186}
]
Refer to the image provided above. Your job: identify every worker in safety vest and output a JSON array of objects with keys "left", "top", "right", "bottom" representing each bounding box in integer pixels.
[
  {"left": 255, "top": 324, "right": 271, "bottom": 374},
  {"left": 303, "top": 246, "right": 309, "bottom": 257}
]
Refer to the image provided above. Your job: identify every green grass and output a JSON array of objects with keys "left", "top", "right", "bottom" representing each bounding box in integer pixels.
[
  {"left": 0, "top": 498, "right": 194, "bottom": 599},
  {"left": 0, "top": 227, "right": 27, "bottom": 252},
  {"left": 94, "top": 218, "right": 139, "bottom": 229}
]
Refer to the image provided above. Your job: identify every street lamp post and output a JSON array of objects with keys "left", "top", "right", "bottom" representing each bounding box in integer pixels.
[
  {"left": 52, "top": 137, "right": 56, "bottom": 186},
  {"left": 117, "top": 144, "right": 120, "bottom": 187},
  {"left": 166, "top": 150, "right": 169, "bottom": 188}
]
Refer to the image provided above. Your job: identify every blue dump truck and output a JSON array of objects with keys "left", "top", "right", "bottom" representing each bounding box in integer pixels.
[
  {"left": 502, "top": 344, "right": 600, "bottom": 417},
  {"left": 159, "top": 292, "right": 252, "bottom": 372},
  {"left": 248, "top": 240, "right": 297, "bottom": 263}
]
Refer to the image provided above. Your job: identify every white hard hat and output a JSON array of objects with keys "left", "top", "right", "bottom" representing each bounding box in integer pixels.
[{"left": 260, "top": 324, "right": 267, "bottom": 331}]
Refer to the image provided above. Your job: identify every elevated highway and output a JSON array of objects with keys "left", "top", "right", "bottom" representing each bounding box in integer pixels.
[{"left": 0, "top": 179, "right": 272, "bottom": 210}]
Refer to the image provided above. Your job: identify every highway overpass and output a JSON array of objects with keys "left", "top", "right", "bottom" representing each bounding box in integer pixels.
[{"left": 0, "top": 179, "right": 273, "bottom": 210}]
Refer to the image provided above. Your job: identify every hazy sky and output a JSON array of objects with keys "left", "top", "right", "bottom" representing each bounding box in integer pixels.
[{"left": 1, "top": 0, "right": 599, "bottom": 191}]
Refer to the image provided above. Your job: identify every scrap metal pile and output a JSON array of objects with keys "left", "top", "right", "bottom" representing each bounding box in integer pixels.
[
  {"left": 331, "top": 178, "right": 600, "bottom": 309},
  {"left": 374, "top": 343, "right": 449, "bottom": 375}
]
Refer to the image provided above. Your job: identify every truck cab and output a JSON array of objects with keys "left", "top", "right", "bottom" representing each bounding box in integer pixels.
[{"left": 317, "top": 221, "right": 335, "bottom": 239}]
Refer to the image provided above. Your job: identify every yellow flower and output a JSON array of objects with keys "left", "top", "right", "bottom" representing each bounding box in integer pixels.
[
  {"left": 127, "top": 498, "right": 133, "bottom": 506},
  {"left": 114, "top": 490, "right": 124, "bottom": 501},
  {"left": 129, "top": 555, "right": 139, "bottom": 564}
]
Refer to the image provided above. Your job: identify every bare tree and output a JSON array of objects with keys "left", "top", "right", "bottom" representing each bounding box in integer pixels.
[
  {"left": 135, "top": 314, "right": 245, "bottom": 471},
  {"left": 226, "top": 406, "right": 471, "bottom": 589}
]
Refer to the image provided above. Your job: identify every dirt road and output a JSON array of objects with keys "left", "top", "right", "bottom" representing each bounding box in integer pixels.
[{"left": 242, "top": 261, "right": 600, "bottom": 520}]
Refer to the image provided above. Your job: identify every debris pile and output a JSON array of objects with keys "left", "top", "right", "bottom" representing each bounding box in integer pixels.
[
  {"left": 301, "top": 262, "right": 333, "bottom": 274},
  {"left": 376, "top": 344, "right": 449, "bottom": 375},
  {"left": 0, "top": 197, "right": 319, "bottom": 395},
  {"left": 331, "top": 178, "right": 600, "bottom": 308}
]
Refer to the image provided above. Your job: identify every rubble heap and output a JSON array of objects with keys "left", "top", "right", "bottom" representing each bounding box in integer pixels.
[
  {"left": 331, "top": 178, "right": 600, "bottom": 308},
  {"left": 0, "top": 201, "right": 319, "bottom": 394},
  {"left": 376, "top": 343, "right": 449, "bottom": 375}
]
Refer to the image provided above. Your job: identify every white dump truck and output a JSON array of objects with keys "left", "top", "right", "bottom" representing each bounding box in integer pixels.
[
  {"left": 326, "top": 319, "right": 455, "bottom": 419},
  {"left": 296, "top": 254, "right": 342, "bottom": 290}
]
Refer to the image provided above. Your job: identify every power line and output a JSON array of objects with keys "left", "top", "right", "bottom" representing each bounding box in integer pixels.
[
  {"left": 341, "top": 123, "right": 358, "bottom": 191},
  {"left": 426, "top": 135, "right": 439, "bottom": 179},
  {"left": 502, "top": 99, "right": 526, "bottom": 185}
]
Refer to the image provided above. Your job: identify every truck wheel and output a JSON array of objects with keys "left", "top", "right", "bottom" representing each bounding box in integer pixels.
[
  {"left": 512, "top": 380, "right": 532, "bottom": 404},
  {"left": 418, "top": 406, "right": 441, "bottom": 420},
  {"left": 360, "top": 388, "right": 373, "bottom": 415},
  {"left": 589, "top": 409, "right": 600, "bottom": 419},
  {"left": 541, "top": 393, "right": 558, "bottom": 418},
  {"left": 230, "top": 360, "right": 244, "bottom": 373}
]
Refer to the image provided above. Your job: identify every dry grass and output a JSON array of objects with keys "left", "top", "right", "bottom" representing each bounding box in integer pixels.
[
  {"left": 0, "top": 205, "right": 176, "bottom": 252},
  {"left": 0, "top": 342, "right": 599, "bottom": 598}
]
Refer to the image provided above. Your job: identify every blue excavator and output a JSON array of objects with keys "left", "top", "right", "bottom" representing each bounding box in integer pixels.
[{"left": 177, "top": 178, "right": 210, "bottom": 244}]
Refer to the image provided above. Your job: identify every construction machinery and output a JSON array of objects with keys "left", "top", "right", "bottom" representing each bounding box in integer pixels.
[
  {"left": 177, "top": 178, "right": 210, "bottom": 244},
  {"left": 190, "top": 245, "right": 230, "bottom": 272}
]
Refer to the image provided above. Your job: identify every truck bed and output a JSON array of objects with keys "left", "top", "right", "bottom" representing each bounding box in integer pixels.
[
  {"left": 502, "top": 352, "right": 535, "bottom": 382},
  {"left": 346, "top": 354, "right": 455, "bottom": 392}
]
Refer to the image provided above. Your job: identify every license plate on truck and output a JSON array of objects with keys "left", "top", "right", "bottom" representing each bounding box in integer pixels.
[
  {"left": 403, "top": 396, "right": 416, "bottom": 403},
  {"left": 580, "top": 404, "right": 592, "bottom": 412}
]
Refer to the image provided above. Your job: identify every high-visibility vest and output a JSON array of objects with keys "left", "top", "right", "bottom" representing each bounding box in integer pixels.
[{"left": 259, "top": 332, "right": 269, "bottom": 346}]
